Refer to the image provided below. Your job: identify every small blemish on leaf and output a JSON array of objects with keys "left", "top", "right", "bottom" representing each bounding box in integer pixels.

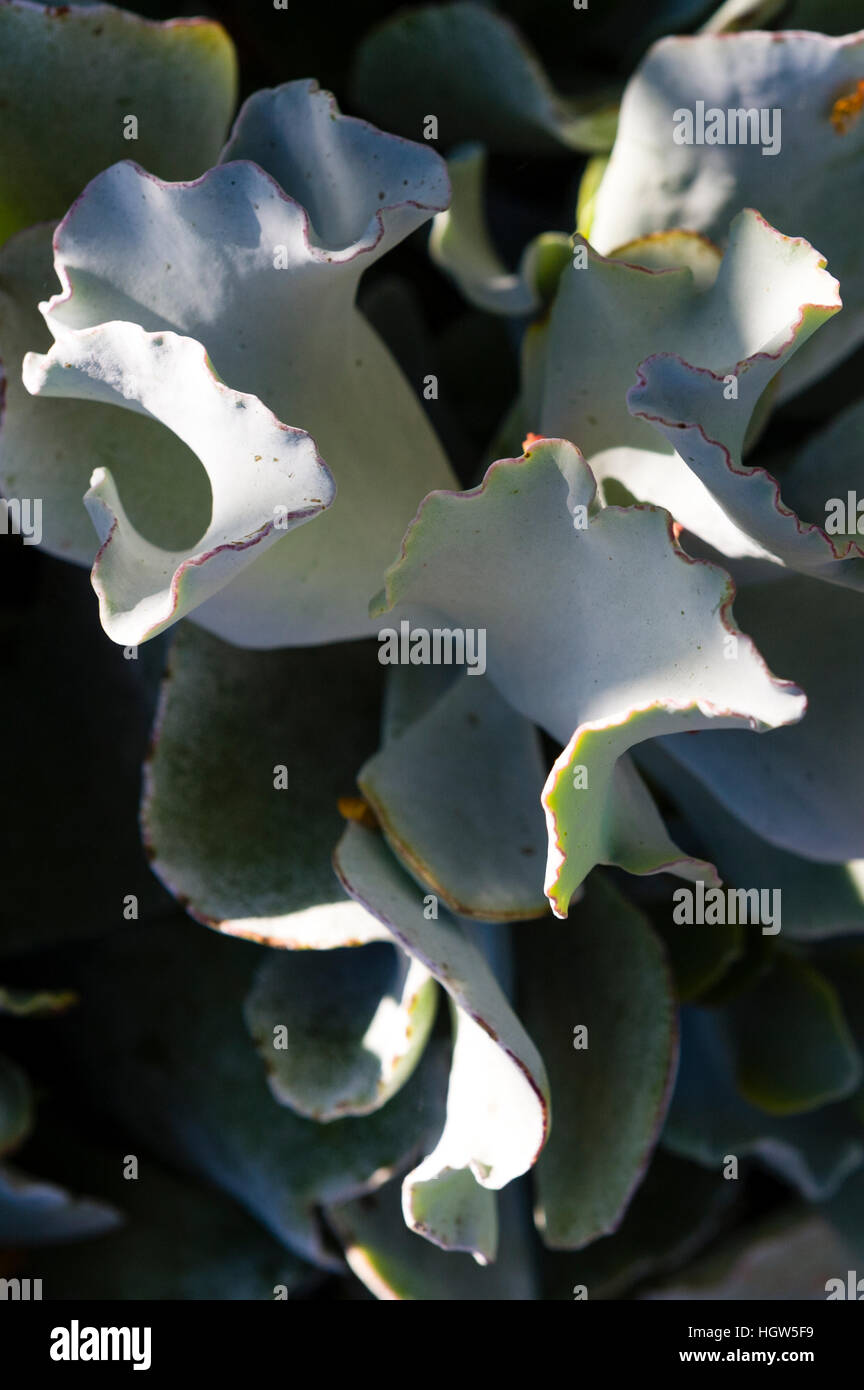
[
  {"left": 338, "top": 795, "right": 378, "bottom": 829},
  {"left": 831, "top": 80, "right": 864, "bottom": 134}
]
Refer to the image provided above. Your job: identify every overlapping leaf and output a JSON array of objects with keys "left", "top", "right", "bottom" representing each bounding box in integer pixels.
[
  {"left": 665, "top": 1007, "right": 864, "bottom": 1200},
  {"left": 516, "top": 875, "right": 678, "bottom": 1249},
  {"left": 636, "top": 742, "right": 864, "bottom": 941},
  {"left": 542, "top": 1152, "right": 737, "bottom": 1300},
  {"left": 142, "top": 625, "right": 387, "bottom": 947},
  {"left": 0, "top": 1163, "right": 120, "bottom": 1248},
  {"left": 352, "top": 2, "right": 618, "bottom": 154},
  {"left": 29, "top": 1132, "right": 314, "bottom": 1300},
  {"left": 642, "top": 1207, "right": 856, "bottom": 1300},
  {"left": 535, "top": 210, "right": 852, "bottom": 576},
  {"left": 358, "top": 674, "right": 549, "bottom": 921},
  {"left": 327, "top": 1177, "right": 538, "bottom": 1300},
  {"left": 590, "top": 28, "right": 864, "bottom": 393},
  {"left": 661, "top": 575, "right": 864, "bottom": 862},
  {"left": 374, "top": 436, "right": 804, "bottom": 914},
  {"left": 429, "top": 144, "right": 571, "bottom": 315},
  {"left": 334, "top": 823, "right": 550, "bottom": 1262},
  {"left": 0, "top": 1, "right": 237, "bottom": 244},
  {"left": 729, "top": 954, "right": 861, "bottom": 1115},
  {"left": 244, "top": 945, "right": 437, "bottom": 1120},
  {"left": 48, "top": 915, "right": 447, "bottom": 1269},
  {"left": 12, "top": 81, "right": 455, "bottom": 646}
]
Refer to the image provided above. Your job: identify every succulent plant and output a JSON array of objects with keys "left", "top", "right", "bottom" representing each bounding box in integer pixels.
[{"left": 3, "top": 0, "right": 864, "bottom": 1304}]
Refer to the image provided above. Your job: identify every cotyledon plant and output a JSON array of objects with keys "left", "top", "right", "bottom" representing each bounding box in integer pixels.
[{"left": 2, "top": 1, "right": 864, "bottom": 1301}]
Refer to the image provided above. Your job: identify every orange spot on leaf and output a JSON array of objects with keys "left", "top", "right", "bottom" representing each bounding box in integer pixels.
[
  {"left": 831, "top": 80, "right": 864, "bottom": 134},
  {"left": 337, "top": 795, "right": 379, "bottom": 830}
]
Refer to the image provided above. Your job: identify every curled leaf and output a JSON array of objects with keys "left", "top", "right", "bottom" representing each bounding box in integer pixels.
[
  {"left": 25, "top": 323, "right": 335, "bottom": 645},
  {"left": 591, "top": 29, "right": 864, "bottom": 393},
  {"left": 244, "top": 945, "right": 437, "bottom": 1120},
  {"left": 334, "top": 822, "right": 550, "bottom": 1258},
  {"left": 375, "top": 437, "right": 804, "bottom": 912},
  {"left": 11, "top": 83, "right": 455, "bottom": 645}
]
